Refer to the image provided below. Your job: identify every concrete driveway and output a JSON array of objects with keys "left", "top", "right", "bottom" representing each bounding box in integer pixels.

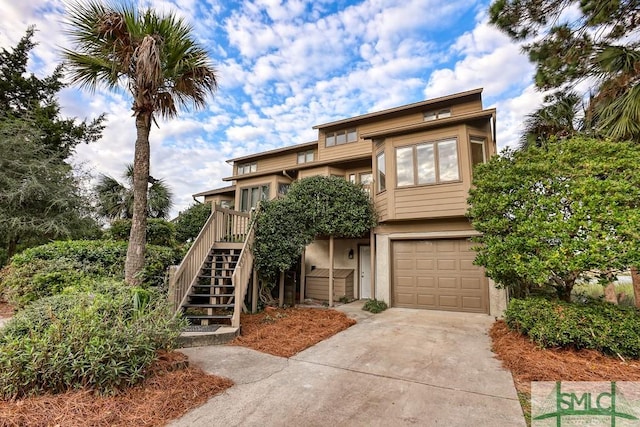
[{"left": 172, "top": 303, "right": 524, "bottom": 427}]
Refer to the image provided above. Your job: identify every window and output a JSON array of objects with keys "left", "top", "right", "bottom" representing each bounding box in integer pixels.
[
  {"left": 240, "top": 184, "right": 269, "bottom": 211},
  {"left": 297, "top": 150, "right": 314, "bottom": 164},
  {"left": 278, "top": 183, "right": 290, "bottom": 196},
  {"left": 348, "top": 173, "right": 356, "bottom": 183},
  {"left": 237, "top": 162, "right": 257, "bottom": 175},
  {"left": 423, "top": 108, "right": 451, "bottom": 121},
  {"left": 470, "top": 137, "right": 486, "bottom": 167},
  {"left": 325, "top": 128, "right": 358, "bottom": 147},
  {"left": 395, "top": 138, "right": 460, "bottom": 187},
  {"left": 376, "top": 152, "right": 386, "bottom": 192}
]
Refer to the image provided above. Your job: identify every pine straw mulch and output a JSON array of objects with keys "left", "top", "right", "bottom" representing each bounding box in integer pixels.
[
  {"left": 490, "top": 320, "right": 640, "bottom": 396},
  {"left": 0, "top": 299, "right": 15, "bottom": 318},
  {"left": 230, "top": 306, "right": 357, "bottom": 357},
  {"left": 0, "top": 351, "right": 233, "bottom": 427}
]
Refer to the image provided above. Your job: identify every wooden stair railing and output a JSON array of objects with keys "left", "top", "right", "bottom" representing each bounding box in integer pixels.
[
  {"left": 231, "top": 214, "right": 257, "bottom": 328},
  {"left": 170, "top": 205, "right": 251, "bottom": 314}
]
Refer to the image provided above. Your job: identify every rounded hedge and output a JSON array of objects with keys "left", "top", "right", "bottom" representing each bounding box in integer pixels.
[
  {"left": 505, "top": 297, "right": 640, "bottom": 358},
  {"left": 0, "top": 280, "right": 185, "bottom": 399},
  {"left": 0, "top": 240, "right": 180, "bottom": 307}
]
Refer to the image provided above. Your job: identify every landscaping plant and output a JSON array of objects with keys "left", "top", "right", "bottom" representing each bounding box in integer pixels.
[
  {"left": 505, "top": 297, "right": 640, "bottom": 359},
  {"left": 0, "top": 240, "right": 180, "bottom": 307},
  {"left": 0, "top": 280, "right": 185, "bottom": 399},
  {"left": 468, "top": 137, "right": 640, "bottom": 300},
  {"left": 362, "top": 299, "right": 388, "bottom": 314}
]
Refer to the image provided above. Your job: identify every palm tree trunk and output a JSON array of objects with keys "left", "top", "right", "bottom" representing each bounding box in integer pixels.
[{"left": 125, "top": 113, "right": 151, "bottom": 285}]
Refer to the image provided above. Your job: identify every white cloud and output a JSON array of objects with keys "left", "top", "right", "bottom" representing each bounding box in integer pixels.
[{"left": 2, "top": 0, "right": 546, "bottom": 218}]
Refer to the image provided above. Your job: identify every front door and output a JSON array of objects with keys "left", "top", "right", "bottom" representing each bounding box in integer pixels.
[{"left": 359, "top": 245, "right": 371, "bottom": 299}]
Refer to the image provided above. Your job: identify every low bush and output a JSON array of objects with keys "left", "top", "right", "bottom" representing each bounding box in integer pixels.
[
  {"left": 0, "top": 240, "right": 180, "bottom": 307},
  {"left": 505, "top": 297, "right": 640, "bottom": 359},
  {"left": 362, "top": 299, "right": 388, "bottom": 314},
  {"left": 0, "top": 280, "right": 185, "bottom": 399}
]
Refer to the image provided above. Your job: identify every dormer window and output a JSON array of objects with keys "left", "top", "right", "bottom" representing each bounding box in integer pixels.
[
  {"left": 326, "top": 128, "right": 357, "bottom": 147},
  {"left": 237, "top": 162, "right": 257, "bottom": 175},
  {"left": 423, "top": 108, "right": 451, "bottom": 121}
]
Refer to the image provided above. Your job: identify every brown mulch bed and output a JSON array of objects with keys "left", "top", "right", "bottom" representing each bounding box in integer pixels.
[
  {"left": 490, "top": 320, "right": 640, "bottom": 395},
  {"left": 230, "top": 306, "right": 356, "bottom": 357},
  {"left": 0, "top": 299, "right": 15, "bottom": 318},
  {"left": 0, "top": 351, "right": 233, "bottom": 427}
]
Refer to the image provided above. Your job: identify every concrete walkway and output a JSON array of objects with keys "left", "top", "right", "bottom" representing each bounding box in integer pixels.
[{"left": 172, "top": 303, "right": 524, "bottom": 427}]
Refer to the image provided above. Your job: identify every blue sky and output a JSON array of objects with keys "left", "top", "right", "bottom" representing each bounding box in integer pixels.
[{"left": 0, "top": 0, "right": 544, "bottom": 216}]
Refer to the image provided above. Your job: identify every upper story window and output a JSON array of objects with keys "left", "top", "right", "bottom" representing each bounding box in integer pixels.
[
  {"left": 240, "top": 184, "right": 269, "bottom": 211},
  {"left": 297, "top": 150, "right": 314, "bottom": 164},
  {"left": 326, "top": 128, "right": 357, "bottom": 147},
  {"left": 396, "top": 138, "right": 460, "bottom": 187},
  {"left": 423, "top": 108, "right": 451, "bottom": 121},
  {"left": 470, "top": 137, "right": 487, "bottom": 167},
  {"left": 237, "top": 162, "right": 257, "bottom": 175},
  {"left": 376, "top": 152, "right": 386, "bottom": 193}
]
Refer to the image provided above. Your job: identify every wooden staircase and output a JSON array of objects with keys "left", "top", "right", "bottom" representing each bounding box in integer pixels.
[
  {"left": 182, "top": 247, "right": 240, "bottom": 326},
  {"left": 169, "top": 205, "right": 258, "bottom": 336}
]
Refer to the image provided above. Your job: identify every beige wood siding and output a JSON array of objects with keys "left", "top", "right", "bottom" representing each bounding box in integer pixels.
[
  {"left": 305, "top": 269, "right": 354, "bottom": 300},
  {"left": 298, "top": 166, "right": 331, "bottom": 179},
  {"left": 451, "top": 99, "right": 483, "bottom": 115},
  {"left": 374, "top": 217, "right": 475, "bottom": 234},
  {"left": 394, "top": 182, "right": 469, "bottom": 219},
  {"left": 392, "top": 239, "right": 488, "bottom": 313},
  {"left": 375, "top": 190, "right": 388, "bottom": 222},
  {"left": 382, "top": 123, "right": 474, "bottom": 220},
  {"left": 317, "top": 131, "right": 372, "bottom": 162},
  {"left": 256, "top": 152, "right": 298, "bottom": 171}
]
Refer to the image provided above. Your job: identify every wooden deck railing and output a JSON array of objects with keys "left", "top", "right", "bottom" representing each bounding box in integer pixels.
[
  {"left": 170, "top": 205, "right": 251, "bottom": 314},
  {"left": 231, "top": 214, "right": 257, "bottom": 328},
  {"left": 213, "top": 206, "right": 250, "bottom": 242}
]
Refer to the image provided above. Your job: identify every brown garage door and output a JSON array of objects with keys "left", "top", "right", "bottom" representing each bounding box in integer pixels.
[{"left": 392, "top": 239, "right": 488, "bottom": 313}]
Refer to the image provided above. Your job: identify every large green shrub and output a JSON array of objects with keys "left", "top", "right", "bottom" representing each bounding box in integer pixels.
[
  {"left": 505, "top": 298, "right": 640, "bottom": 358},
  {"left": 254, "top": 176, "right": 376, "bottom": 282},
  {"left": 174, "top": 202, "right": 211, "bottom": 243},
  {"left": 0, "top": 280, "right": 184, "bottom": 399},
  {"left": 468, "top": 138, "right": 640, "bottom": 300},
  {"left": 0, "top": 240, "right": 180, "bottom": 306},
  {"left": 107, "top": 218, "right": 177, "bottom": 247}
]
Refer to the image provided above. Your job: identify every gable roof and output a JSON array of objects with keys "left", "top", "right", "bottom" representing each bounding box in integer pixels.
[{"left": 313, "top": 88, "right": 483, "bottom": 130}]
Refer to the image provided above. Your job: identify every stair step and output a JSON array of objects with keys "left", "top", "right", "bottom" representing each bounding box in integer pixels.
[
  {"left": 184, "top": 304, "right": 234, "bottom": 308},
  {"left": 197, "top": 274, "right": 234, "bottom": 279},
  {"left": 185, "top": 315, "right": 233, "bottom": 319},
  {"left": 193, "top": 284, "right": 235, "bottom": 288},
  {"left": 188, "top": 293, "right": 234, "bottom": 298}
]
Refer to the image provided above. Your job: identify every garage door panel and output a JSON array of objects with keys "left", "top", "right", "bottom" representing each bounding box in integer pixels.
[
  {"left": 395, "top": 293, "right": 416, "bottom": 305},
  {"left": 417, "top": 277, "right": 435, "bottom": 288},
  {"left": 461, "top": 277, "right": 482, "bottom": 290},
  {"left": 462, "top": 296, "right": 482, "bottom": 309},
  {"left": 417, "top": 294, "right": 436, "bottom": 306},
  {"left": 460, "top": 259, "right": 477, "bottom": 270},
  {"left": 436, "top": 259, "right": 457, "bottom": 270},
  {"left": 437, "top": 277, "right": 458, "bottom": 289},
  {"left": 436, "top": 240, "right": 456, "bottom": 252},
  {"left": 392, "top": 239, "right": 488, "bottom": 313},
  {"left": 438, "top": 295, "right": 459, "bottom": 308}
]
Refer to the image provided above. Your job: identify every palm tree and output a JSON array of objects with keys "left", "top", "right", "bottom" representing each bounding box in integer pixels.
[
  {"left": 519, "top": 91, "right": 584, "bottom": 149},
  {"left": 63, "top": 2, "right": 218, "bottom": 285},
  {"left": 96, "top": 164, "right": 173, "bottom": 222},
  {"left": 589, "top": 45, "right": 640, "bottom": 141}
]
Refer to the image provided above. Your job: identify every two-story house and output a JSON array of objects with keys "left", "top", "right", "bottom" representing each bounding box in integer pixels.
[{"left": 187, "top": 88, "right": 506, "bottom": 322}]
